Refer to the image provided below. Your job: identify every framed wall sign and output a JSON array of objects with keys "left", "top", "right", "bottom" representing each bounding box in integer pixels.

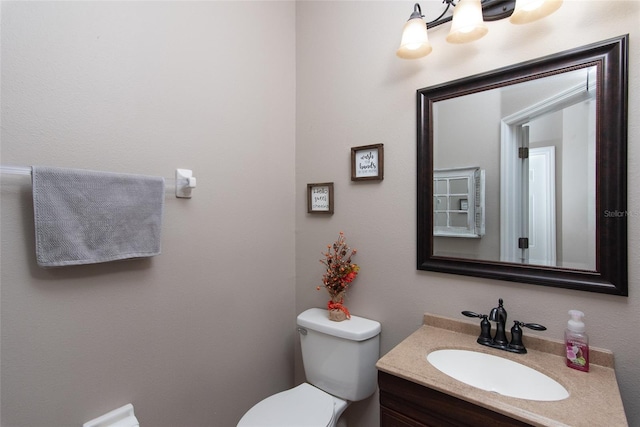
[
  {"left": 351, "top": 144, "right": 384, "bottom": 181},
  {"left": 307, "top": 182, "right": 334, "bottom": 214}
]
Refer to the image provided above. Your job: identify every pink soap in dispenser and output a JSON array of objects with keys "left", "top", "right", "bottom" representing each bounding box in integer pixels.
[{"left": 565, "top": 310, "right": 589, "bottom": 372}]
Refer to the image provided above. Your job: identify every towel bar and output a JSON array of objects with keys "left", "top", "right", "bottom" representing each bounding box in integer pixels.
[{"left": 0, "top": 165, "right": 196, "bottom": 198}]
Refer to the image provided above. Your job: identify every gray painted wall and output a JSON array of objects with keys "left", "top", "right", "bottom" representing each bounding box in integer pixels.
[{"left": 1, "top": 2, "right": 295, "bottom": 426}]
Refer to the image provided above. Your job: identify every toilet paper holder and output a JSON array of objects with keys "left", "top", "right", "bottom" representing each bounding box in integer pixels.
[{"left": 83, "top": 403, "right": 140, "bottom": 427}]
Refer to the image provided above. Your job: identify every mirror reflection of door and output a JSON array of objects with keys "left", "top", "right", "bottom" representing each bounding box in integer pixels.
[
  {"left": 500, "top": 67, "right": 597, "bottom": 270},
  {"left": 505, "top": 124, "right": 558, "bottom": 266},
  {"left": 528, "top": 145, "right": 556, "bottom": 266}
]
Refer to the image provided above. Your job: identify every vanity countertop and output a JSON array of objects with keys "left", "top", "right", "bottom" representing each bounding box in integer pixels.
[{"left": 376, "top": 313, "right": 627, "bottom": 427}]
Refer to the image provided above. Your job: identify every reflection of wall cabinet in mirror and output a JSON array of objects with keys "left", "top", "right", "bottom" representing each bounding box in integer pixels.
[
  {"left": 434, "top": 167, "right": 485, "bottom": 238},
  {"left": 416, "top": 35, "right": 629, "bottom": 296}
]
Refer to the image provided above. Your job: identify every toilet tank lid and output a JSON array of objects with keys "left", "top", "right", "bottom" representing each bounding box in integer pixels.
[{"left": 297, "top": 308, "right": 381, "bottom": 341}]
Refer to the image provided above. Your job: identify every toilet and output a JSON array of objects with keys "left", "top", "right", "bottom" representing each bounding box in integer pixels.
[{"left": 237, "top": 308, "right": 381, "bottom": 427}]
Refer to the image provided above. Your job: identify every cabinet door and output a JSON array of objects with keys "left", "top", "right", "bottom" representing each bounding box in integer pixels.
[
  {"left": 381, "top": 407, "right": 429, "bottom": 427},
  {"left": 379, "top": 371, "right": 533, "bottom": 427}
]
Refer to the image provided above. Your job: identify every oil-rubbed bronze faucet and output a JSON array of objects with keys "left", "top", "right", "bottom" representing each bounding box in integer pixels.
[
  {"left": 462, "top": 298, "right": 547, "bottom": 354},
  {"left": 489, "top": 298, "right": 509, "bottom": 346}
]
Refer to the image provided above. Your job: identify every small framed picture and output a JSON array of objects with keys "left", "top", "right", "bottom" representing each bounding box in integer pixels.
[
  {"left": 307, "top": 182, "right": 334, "bottom": 214},
  {"left": 351, "top": 144, "right": 384, "bottom": 181}
]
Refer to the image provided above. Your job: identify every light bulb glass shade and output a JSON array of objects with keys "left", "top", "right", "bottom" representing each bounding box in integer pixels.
[
  {"left": 396, "top": 17, "right": 433, "bottom": 59},
  {"left": 510, "top": 0, "right": 562, "bottom": 24},
  {"left": 446, "top": 0, "right": 488, "bottom": 44}
]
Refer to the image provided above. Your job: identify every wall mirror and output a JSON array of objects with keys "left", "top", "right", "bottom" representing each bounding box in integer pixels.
[{"left": 417, "top": 35, "right": 628, "bottom": 295}]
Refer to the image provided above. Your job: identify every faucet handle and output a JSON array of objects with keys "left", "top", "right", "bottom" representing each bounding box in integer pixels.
[
  {"left": 517, "top": 321, "right": 547, "bottom": 331},
  {"left": 461, "top": 311, "right": 484, "bottom": 318},
  {"left": 509, "top": 321, "right": 526, "bottom": 352},
  {"left": 509, "top": 321, "right": 547, "bottom": 354},
  {"left": 462, "top": 311, "right": 492, "bottom": 344}
]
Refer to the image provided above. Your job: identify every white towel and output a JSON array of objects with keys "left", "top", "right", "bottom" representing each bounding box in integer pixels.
[{"left": 32, "top": 166, "right": 165, "bottom": 267}]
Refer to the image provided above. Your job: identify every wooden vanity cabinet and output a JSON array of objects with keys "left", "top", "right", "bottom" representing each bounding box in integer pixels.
[{"left": 378, "top": 371, "right": 534, "bottom": 427}]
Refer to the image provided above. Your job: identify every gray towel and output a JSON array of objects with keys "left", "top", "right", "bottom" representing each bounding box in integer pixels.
[{"left": 32, "top": 166, "right": 165, "bottom": 267}]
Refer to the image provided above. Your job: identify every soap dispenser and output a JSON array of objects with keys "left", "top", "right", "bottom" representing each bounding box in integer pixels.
[{"left": 565, "top": 310, "right": 589, "bottom": 372}]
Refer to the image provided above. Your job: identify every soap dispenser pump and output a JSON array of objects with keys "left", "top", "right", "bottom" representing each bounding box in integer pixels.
[{"left": 565, "top": 310, "right": 589, "bottom": 372}]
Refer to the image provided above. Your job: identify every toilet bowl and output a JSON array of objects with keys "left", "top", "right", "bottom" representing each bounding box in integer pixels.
[
  {"left": 237, "top": 308, "right": 381, "bottom": 427},
  {"left": 237, "top": 383, "right": 348, "bottom": 427}
]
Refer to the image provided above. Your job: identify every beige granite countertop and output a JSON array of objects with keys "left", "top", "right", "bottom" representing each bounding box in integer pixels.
[{"left": 376, "top": 313, "right": 627, "bottom": 427}]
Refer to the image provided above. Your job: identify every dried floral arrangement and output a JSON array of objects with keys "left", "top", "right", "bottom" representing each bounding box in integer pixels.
[{"left": 317, "top": 231, "right": 359, "bottom": 320}]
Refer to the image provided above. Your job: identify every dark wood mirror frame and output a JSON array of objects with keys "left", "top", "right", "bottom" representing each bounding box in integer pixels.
[{"left": 417, "top": 35, "right": 629, "bottom": 296}]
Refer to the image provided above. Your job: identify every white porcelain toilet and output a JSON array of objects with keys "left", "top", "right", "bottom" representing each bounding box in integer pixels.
[{"left": 237, "top": 307, "right": 381, "bottom": 427}]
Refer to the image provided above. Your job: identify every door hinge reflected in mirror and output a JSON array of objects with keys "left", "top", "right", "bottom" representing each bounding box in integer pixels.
[
  {"left": 518, "top": 237, "right": 529, "bottom": 249},
  {"left": 518, "top": 147, "right": 529, "bottom": 159}
]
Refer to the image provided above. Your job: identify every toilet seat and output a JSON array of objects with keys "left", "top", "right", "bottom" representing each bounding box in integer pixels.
[{"left": 237, "top": 383, "right": 336, "bottom": 427}]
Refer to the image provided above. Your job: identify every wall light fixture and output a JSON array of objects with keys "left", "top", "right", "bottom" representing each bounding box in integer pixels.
[{"left": 396, "top": 0, "right": 562, "bottom": 59}]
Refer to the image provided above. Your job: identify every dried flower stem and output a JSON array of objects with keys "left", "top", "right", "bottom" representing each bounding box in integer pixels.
[{"left": 318, "top": 231, "right": 360, "bottom": 298}]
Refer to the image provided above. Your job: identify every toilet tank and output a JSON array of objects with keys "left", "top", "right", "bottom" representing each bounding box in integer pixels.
[{"left": 297, "top": 308, "right": 381, "bottom": 402}]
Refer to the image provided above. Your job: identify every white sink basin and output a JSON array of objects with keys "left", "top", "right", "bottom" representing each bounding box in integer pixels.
[{"left": 427, "top": 349, "right": 569, "bottom": 401}]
